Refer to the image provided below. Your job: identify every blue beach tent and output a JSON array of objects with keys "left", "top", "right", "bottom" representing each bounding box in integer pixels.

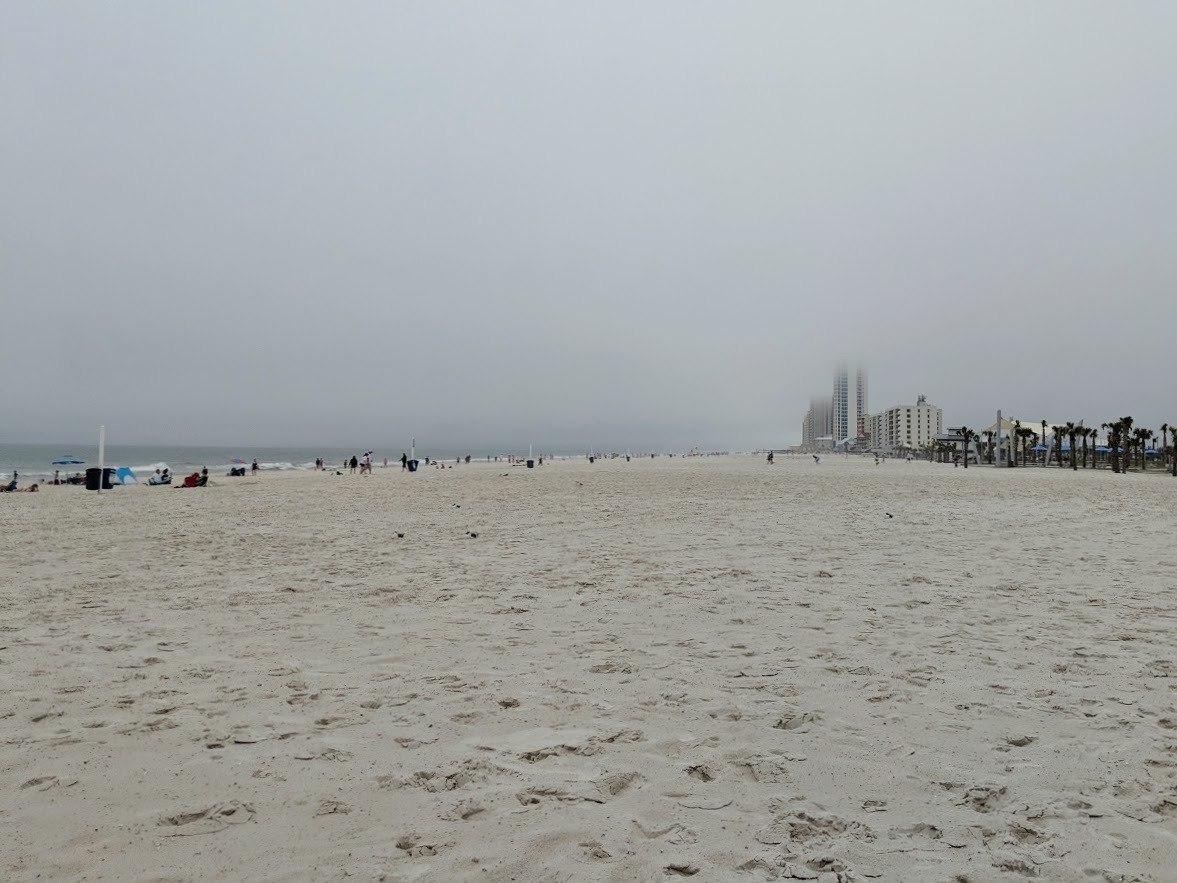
[{"left": 115, "top": 467, "right": 137, "bottom": 485}]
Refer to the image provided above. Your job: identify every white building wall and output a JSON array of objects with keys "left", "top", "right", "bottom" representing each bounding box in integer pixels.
[{"left": 869, "top": 401, "right": 943, "bottom": 452}]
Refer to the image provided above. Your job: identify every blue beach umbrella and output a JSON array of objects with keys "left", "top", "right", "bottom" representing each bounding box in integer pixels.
[
  {"left": 1031, "top": 444, "right": 1048, "bottom": 452},
  {"left": 1094, "top": 446, "right": 1110, "bottom": 453},
  {"left": 52, "top": 455, "right": 84, "bottom": 466}
]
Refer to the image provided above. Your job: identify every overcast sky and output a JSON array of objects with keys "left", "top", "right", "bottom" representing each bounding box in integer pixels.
[{"left": 3, "top": 3, "right": 1174, "bottom": 448}]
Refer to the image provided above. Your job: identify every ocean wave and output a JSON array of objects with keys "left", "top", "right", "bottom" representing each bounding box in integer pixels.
[{"left": 211, "top": 461, "right": 306, "bottom": 472}]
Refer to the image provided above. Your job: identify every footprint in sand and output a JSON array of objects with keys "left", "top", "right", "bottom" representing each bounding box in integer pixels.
[
  {"left": 159, "top": 801, "right": 255, "bottom": 835},
  {"left": 395, "top": 832, "right": 449, "bottom": 857},
  {"left": 20, "top": 776, "right": 61, "bottom": 791},
  {"left": 685, "top": 763, "right": 721, "bottom": 782},
  {"left": 439, "top": 798, "right": 484, "bottom": 820}
]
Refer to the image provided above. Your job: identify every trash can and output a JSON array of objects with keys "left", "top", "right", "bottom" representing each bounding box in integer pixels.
[
  {"left": 407, "top": 459, "right": 419, "bottom": 472},
  {"left": 85, "top": 467, "right": 115, "bottom": 490},
  {"left": 526, "top": 459, "right": 535, "bottom": 469}
]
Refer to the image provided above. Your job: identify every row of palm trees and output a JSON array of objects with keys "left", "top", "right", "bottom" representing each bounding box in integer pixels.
[{"left": 947, "top": 418, "right": 1176, "bottom": 475}]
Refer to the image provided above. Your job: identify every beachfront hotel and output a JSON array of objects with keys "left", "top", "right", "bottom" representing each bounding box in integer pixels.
[{"left": 867, "top": 394, "right": 944, "bottom": 454}]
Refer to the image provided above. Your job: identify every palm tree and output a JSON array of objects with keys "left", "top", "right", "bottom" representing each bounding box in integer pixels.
[
  {"left": 1051, "top": 425, "right": 1064, "bottom": 467},
  {"left": 1087, "top": 427, "right": 1098, "bottom": 468},
  {"left": 1017, "top": 427, "right": 1034, "bottom": 466},
  {"left": 1041, "top": 420, "right": 1048, "bottom": 466},
  {"left": 1075, "top": 423, "right": 1087, "bottom": 469},
  {"left": 1137, "top": 428, "right": 1154, "bottom": 470},
  {"left": 1064, "top": 422, "right": 1078, "bottom": 471},
  {"left": 1161, "top": 423, "right": 1169, "bottom": 463},
  {"left": 983, "top": 430, "right": 995, "bottom": 465},
  {"left": 959, "top": 426, "right": 974, "bottom": 468},
  {"left": 1119, "top": 416, "right": 1134, "bottom": 472},
  {"left": 1165, "top": 423, "right": 1177, "bottom": 475},
  {"left": 1103, "top": 421, "right": 1121, "bottom": 473}
]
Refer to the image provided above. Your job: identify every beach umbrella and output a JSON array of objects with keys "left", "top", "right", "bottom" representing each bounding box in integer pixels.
[
  {"left": 51, "top": 455, "right": 85, "bottom": 482},
  {"left": 229, "top": 457, "right": 247, "bottom": 464},
  {"left": 1094, "top": 446, "right": 1111, "bottom": 453},
  {"left": 1031, "top": 444, "right": 1048, "bottom": 452}
]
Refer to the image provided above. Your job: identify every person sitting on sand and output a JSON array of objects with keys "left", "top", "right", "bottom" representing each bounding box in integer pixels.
[
  {"left": 197, "top": 467, "right": 209, "bottom": 486},
  {"left": 1, "top": 479, "right": 16, "bottom": 492},
  {"left": 21, "top": 483, "right": 39, "bottom": 492}
]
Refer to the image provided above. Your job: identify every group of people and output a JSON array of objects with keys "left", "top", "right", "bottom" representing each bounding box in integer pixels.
[
  {"left": 1, "top": 474, "right": 38, "bottom": 492},
  {"left": 176, "top": 468, "right": 209, "bottom": 488},
  {"left": 337, "top": 452, "right": 419, "bottom": 473},
  {"left": 149, "top": 466, "right": 209, "bottom": 487}
]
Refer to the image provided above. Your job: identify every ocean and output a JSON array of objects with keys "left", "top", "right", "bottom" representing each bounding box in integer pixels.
[{"left": 0, "top": 443, "right": 572, "bottom": 482}]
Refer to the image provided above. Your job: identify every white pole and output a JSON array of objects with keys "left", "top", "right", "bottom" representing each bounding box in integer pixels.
[
  {"left": 97, "top": 425, "right": 106, "bottom": 494},
  {"left": 411, "top": 437, "right": 415, "bottom": 460},
  {"left": 995, "top": 409, "right": 1001, "bottom": 466}
]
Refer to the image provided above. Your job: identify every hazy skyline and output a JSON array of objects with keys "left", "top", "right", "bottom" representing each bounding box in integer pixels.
[{"left": 4, "top": 3, "right": 1175, "bottom": 448}]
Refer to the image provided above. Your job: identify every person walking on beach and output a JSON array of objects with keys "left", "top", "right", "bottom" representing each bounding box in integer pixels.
[
  {"left": 350, "top": 455, "right": 358, "bottom": 474},
  {"left": 251, "top": 459, "right": 259, "bottom": 477},
  {"left": 401, "top": 452, "right": 408, "bottom": 471},
  {"left": 766, "top": 451, "right": 774, "bottom": 465}
]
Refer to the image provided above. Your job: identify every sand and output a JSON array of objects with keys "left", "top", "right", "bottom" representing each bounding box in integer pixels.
[{"left": 2, "top": 455, "right": 1176, "bottom": 881}]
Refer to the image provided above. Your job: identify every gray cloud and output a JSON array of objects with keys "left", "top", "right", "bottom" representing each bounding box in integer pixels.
[{"left": 3, "top": 3, "right": 1174, "bottom": 448}]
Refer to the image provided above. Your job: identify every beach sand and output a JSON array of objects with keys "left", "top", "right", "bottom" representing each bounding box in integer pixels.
[{"left": 2, "top": 456, "right": 1176, "bottom": 881}]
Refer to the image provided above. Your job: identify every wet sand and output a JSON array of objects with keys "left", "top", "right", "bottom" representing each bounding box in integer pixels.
[{"left": 2, "top": 456, "right": 1176, "bottom": 881}]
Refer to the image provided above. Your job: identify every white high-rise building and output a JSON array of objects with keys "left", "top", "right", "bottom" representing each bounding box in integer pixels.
[
  {"left": 868, "top": 395, "right": 943, "bottom": 453},
  {"left": 833, "top": 364, "right": 868, "bottom": 443}
]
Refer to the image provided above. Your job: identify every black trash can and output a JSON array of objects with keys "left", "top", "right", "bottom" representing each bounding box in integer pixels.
[
  {"left": 85, "top": 467, "right": 115, "bottom": 490},
  {"left": 526, "top": 459, "right": 535, "bottom": 468},
  {"left": 407, "top": 459, "right": 419, "bottom": 472}
]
